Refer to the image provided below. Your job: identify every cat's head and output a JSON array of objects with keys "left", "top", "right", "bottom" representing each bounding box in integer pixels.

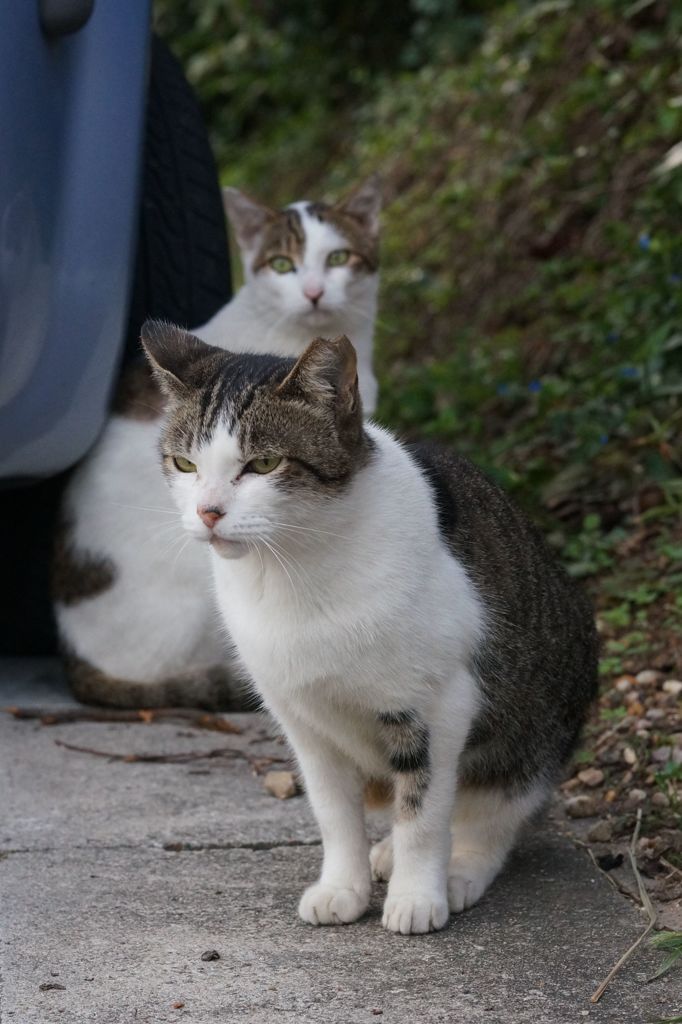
[
  {"left": 223, "top": 176, "right": 381, "bottom": 330},
  {"left": 141, "top": 320, "right": 371, "bottom": 560}
]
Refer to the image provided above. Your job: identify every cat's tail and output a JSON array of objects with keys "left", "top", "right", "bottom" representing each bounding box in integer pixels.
[{"left": 63, "top": 652, "right": 255, "bottom": 711}]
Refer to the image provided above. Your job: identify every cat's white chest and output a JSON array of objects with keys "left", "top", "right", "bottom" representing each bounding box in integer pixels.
[
  {"left": 213, "top": 574, "right": 354, "bottom": 693},
  {"left": 211, "top": 546, "right": 474, "bottom": 713}
]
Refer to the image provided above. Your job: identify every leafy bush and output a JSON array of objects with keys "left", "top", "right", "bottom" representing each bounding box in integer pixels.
[{"left": 154, "top": 0, "right": 494, "bottom": 177}]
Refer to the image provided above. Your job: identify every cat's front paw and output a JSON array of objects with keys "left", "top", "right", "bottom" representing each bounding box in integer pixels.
[
  {"left": 370, "top": 836, "right": 393, "bottom": 881},
  {"left": 382, "top": 888, "right": 450, "bottom": 935},
  {"left": 298, "top": 883, "right": 369, "bottom": 926},
  {"left": 447, "top": 853, "right": 498, "bottom": 913}
]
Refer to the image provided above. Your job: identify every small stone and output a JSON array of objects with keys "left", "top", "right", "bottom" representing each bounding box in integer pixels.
[
  {"left": 263, "top": 770, "right": 299, "bottom": 800},
  {"left": 626, "top": 788, "right": 647, "bottom": 807},
  {"left": 646, "top": 708, "right": 665, "bottom": 721},
  {"left": 652, "top": 792, "right": 670, "bottom": 808},
  {"left": 565, "top": 795, "right": 598, "bottom": 818},
  {"left": 622, "top": 746, "right": 638, "bottom": 766},
  {"left": 652, "top": 746, "right": 672, "bottom": 763},
  {"left": 578, "top": 768, "right": 604, "bottom": 788},
  {"left": 587, "top": 819, "right": 613, "bottom": 842},
  {"left": 637, "top": 670, "right": 662, "bottom": 685},
  {"left": 623, "top": 690, "right": 641, "bottom": 705},
  {"left": 635, "top": 729, "right": 650, "bottom": 740},
  {"left": 662, "top": 679, "right": 682, "bottom": 697},
  {"left": 201, "top": 950, "right": 220, "bottom": 962},
  {"left": 673, "top": 748, "right": 682, "bottom": 765},
  {"left": 614, "top": 675, "right": 635, "bottom": 692}
]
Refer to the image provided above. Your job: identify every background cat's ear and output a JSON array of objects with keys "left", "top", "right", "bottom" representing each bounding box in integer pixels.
[
  {"left": 140, "top": 320, "right": 220, "bottom": 397},
  {"left": 334, "top": 174, "right": 382, "bottom": 236},
  {"left": 277, "top": 335, "right": 359, "bottom": 412},
  {"left": 222, "top": 187, "right": 275, "bottom": 250}
]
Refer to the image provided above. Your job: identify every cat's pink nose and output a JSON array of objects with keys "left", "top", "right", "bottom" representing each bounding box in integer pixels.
[
  {"left": 198, "top": 506, "right": 224, "bottom": 529},
  {"left": 303, "top": 284, "right": 324, "bottom": 305}
]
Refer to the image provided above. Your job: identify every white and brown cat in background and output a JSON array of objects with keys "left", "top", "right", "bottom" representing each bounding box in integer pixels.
[{"left": 53, "top": 176, "right": 381, "bottom": 708}]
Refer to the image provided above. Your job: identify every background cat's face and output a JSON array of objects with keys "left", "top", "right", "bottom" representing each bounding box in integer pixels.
[
  {"left": 224, "top": 177, "right": 381, "bottom": 329},
  {"left": 142, "top": 323, "right": 369, "bottom": 560}
]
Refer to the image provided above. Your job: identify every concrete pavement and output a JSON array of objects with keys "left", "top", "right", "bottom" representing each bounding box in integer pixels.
[{"left": 1, "top": 658, "right": 678, "bottom": 1023}]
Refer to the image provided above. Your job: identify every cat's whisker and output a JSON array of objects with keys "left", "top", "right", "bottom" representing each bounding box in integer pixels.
[
  {"left": 111, "top": 502, "right": 182, "bottom": 516},
  {"left": 148, "top": 528, "right": 186, "bottom": 552},
  {"left": 258, "top": 536, "right": 297, "bottom": 596},
  {"left": 171, "top": 534, "right": 194, "bottom": 576},
  {"left": 142, "top": 516, "right": 187, "bottom": 537},
  {"left": 266, "top": 536, "right": 314, "bottom": 590},
  {"left": 248, "top": 538, "right": 265, "bottom": 578},
  {"left": 157, "top": 530, "right": 191, "bottom": 561},
  {"left": 266, "top": 520, "right": 349, "bottom": 541}
]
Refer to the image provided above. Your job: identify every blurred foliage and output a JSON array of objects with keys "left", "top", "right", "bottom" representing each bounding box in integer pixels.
[
  {"left": 156, "top": 0, "right": 682, "bottom": 567},
  {"left": 154, "top": 0, "right": 496, "bottom": 176}
]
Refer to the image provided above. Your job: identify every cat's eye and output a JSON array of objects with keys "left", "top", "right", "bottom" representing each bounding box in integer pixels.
[
  {"left": 269, "top": 255, "right": 295, "bottom": 274},
  {"left": 247, "top": 456, "right": 283, "bottom": 475},
  {"left": 327, "top": 249, "right": 350, "bottom": 267},
  {"left": 173, "top": 455, "right": 197, "bottom": 473}
]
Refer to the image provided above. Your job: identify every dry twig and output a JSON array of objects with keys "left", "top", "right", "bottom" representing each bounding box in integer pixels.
[
  {"left": 3, "top": 705, "right": 241, "bottom": 734},
  {"left": 53, "top": 738, "right": 287, "bottom": 774},
  {"left": 590, "top": 810, "right": 658, "bottom": 1004}
]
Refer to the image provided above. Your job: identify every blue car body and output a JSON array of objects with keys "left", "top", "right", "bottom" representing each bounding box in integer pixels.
[{"left": 0, "top": 0, "right": 151, "bottom": 481}]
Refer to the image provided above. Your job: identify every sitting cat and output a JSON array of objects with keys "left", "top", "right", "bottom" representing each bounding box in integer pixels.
[
  {"left": 54, "top": 177, "right": 381, "bottom": 708},
  {"left": 141, "top": 321, "right": 599, "bottom": 934}
]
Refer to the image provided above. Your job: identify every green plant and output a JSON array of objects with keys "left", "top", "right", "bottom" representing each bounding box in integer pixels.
[
  {"left": 649, "top": 930, "right": 682, "bottom": 982},
  {"left": 654, "top": 762, "right": 682, "bottom": 816}
]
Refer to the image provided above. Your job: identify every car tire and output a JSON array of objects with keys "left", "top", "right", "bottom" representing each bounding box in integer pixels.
[{"left": 124, "top": 34, "right": 232, "bottom": 361}]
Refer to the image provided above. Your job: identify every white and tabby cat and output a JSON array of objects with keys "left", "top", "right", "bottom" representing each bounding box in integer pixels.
[
  {"left": 140, "top": 322, "right": 598, "bottom": 934},
  {"left": 54, "top": 177, "right": 381, "bottom": 708}
]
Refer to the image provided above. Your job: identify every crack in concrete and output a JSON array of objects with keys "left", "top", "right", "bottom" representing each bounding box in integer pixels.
[
  {"left": 0, "top": 838, "right": 321, "bottom": 857},
  {"left": 161, "top": 839, "right": 321, "bottom": 853}
]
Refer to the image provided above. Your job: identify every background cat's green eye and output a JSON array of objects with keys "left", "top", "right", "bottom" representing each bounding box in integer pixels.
[
  {"left": 173, "top": 455, "right": 197, "bottom": 473},
  {"left": 248, "top": 456, "right": 283, "bottom": 475},
  {"left": 269, "top": 256, "right": 295, "bottom": 274},
  {"left": 327, "top": 249, "right": 350, "bottom": 267}
]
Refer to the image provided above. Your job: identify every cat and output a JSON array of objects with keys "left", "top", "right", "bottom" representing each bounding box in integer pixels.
[
  {"left": 53, "top": 177, "right": 381, "bottom": 708},
  {"left": 140, "top": 321, "right": 599, "bottom": 934}
]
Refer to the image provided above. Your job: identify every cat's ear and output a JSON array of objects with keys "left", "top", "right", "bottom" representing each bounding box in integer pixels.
[
  {"left": 277, "top": 335, "right": 360, "bottom": 413},
  {"left": 334, "top": 174, "right": 382, "bottom": 237},
  {"left": 140, "top": 320, "right": 220, "bottom": 397},
  {"left": 222, "top": 187, "right": 275, "bottom": 250}
]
